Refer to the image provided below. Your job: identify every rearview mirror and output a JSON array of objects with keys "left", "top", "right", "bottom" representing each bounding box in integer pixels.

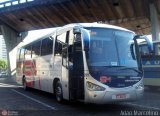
[
  {"left": 133, "top": 35, "right": 153, "bottom": 53},
  {"left": 73, "top": 27, "right": 82, "bottom": 42},
  {"left": 130, "top": 43, "right": 136, "bottom": 60}
]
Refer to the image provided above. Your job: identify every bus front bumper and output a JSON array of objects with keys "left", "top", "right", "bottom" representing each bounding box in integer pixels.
[{"left": 85, "top": 87, "right": 144, "bottom": 104}]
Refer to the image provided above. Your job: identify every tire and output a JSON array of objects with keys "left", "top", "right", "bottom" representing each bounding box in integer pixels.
[{"left": 55, "top": 81, "right": 63, "bottom": 103}]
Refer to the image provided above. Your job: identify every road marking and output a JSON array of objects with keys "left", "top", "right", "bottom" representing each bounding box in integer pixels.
[
  {"left": 126, "top": 103, "right": 160, "bottom": 110},
  {"left": 11, "top": 89, "right": 57, "bottom": 110},
  {"left": 0, "top": 83, "right": 22, "bottom": 88}
]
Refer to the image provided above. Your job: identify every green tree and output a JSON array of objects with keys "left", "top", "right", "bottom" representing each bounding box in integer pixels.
[{"left": 0, "top": 59, "right": 7, "bottom": 72}]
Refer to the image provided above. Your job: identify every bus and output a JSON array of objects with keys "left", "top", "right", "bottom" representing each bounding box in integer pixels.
[
  {"left": 139, "top": 40, "right": 160, "bottom": 88},
  {"left": 16, "top": 23, "right": 152, "bottom": 104}
]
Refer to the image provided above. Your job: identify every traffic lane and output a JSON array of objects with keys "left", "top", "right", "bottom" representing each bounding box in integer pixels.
[
  {"left": 0, "top": 88, "right": 145, "bottom": 116},
  {"left": 0, "top": 85, "right": 137, "bottom": 116},
  {"left": 10, "top": 87, "right": 134, "bottom": 111},
  {"left": 10, "top": 87, "right": 160, "bottom": 113},
  {"left": 126, "top": 87, "right": 160, "bottom": 110},
  {"left": 0, "top": 85, "right": 56, "bottom": 110},
  {"left": 13, "top": 86, "right": 160, "bottom": 110},
  {"left": 0, "top": 81, "right": 160, "bottom": 115}
]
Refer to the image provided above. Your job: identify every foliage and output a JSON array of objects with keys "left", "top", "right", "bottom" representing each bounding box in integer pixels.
[{"left": 0, "top": 59, "right": 7, "bottom": 71}]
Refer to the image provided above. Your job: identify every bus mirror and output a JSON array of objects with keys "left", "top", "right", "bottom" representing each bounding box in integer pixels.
[
  {"left": 81, "top": 29, "right": 90, "bottom": 51},
  {"left": 133, "top": 35, "right": 153, "bottom": 53},
  {"left": 130, "top": 44, "right": 136, "bottom": 60},
  {"left": 73, "top": 27, "right": 82, "bottom": 42},
  {"left": 74, "top": 33, "right": 82, "bottom": 42}
]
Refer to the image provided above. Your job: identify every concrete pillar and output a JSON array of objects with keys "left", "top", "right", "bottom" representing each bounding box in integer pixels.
[
  {"left": 150, "top": 3, "right": 160, "bottom": 41},
  {"left": 0, "top": 25, "right": 28, "bottom": 77}
]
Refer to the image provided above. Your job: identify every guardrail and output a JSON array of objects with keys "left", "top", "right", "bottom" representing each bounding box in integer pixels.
[{"left": 0, "top": 0, "right": 34, "bottom": 8}]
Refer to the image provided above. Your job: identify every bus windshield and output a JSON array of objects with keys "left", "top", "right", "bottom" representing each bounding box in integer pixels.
[{"left": 85, "top": 28, "right": 137, "bottom": 68}]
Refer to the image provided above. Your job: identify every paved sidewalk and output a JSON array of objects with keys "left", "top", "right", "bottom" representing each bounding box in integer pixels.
[{"left": 0, "top": 77, "right": 18, "bottom": 85}]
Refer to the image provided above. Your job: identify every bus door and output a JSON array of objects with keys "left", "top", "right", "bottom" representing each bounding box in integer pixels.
[
  {"left": 69, "top": 36, "right": 84, "bottom": 100},
  {"left": 61, "top": 44, "right": 69, "bottom": 100}
]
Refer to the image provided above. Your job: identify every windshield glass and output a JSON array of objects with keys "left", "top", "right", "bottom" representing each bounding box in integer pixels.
[{"left": 85, "top": 28, "right": 137, "bottom": 68}]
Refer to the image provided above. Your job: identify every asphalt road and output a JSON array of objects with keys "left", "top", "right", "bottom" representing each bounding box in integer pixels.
[{"left": 0, "top": 77, "right": 160, "bottom": 116}]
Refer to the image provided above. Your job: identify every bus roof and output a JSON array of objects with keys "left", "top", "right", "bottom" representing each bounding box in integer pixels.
[
  {"left": 62, "top": 23, "right": 134, "bottom": 33},
  {"left": 20, "top": 23, "right": 135, "bottom": 48},
  {"left": 19, "top": 30, "right": 56, "bottom": 48}
]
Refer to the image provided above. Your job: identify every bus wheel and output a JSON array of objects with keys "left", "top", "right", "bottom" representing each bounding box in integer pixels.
[{"left": 55, "top": 81, "right": 63, "bottom": 103}]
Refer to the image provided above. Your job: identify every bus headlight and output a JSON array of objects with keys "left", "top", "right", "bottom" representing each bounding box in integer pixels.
[
  {"left": 135, "top": 82, "right": 144, "bottom": 90},
  {"left": 87, "top": 81, "right": 105, "bottom": 91}
]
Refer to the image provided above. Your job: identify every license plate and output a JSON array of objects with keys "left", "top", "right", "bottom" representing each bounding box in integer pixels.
[
  {"left": 116, "top": 94, "right": 126, "bottom": 99},
  {"left": 112, "top": 94, "right": 129, "bottom": 100}
]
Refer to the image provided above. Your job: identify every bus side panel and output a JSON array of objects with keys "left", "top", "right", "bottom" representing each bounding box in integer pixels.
[
  {"left": 32, "top": 58, "right": 41, "bottom": 90},
  {"left": 48, "top": 54, "right": 56, "bottom": 93},
  {"left": 142, "top": 56, "right": 160, "bottom": 86},
  {"left": 52, "top": 55, "right": 62, "bottom": 92},
  {"left": 24, "top": 60, "right": 37, "bottom": 88},
  {"left": 38, "top": 55, "right": 53, "bottom": 93}
]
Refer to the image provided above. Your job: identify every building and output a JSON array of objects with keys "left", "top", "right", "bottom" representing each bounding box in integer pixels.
[{"left": 0, "top": 35, "right": 7, "bottom": 60}]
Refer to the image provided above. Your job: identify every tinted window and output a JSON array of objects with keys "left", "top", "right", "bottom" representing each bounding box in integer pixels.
[
  {"left": 55, "top": 39, "right": 62, "bottom": 56},
  {"left": 20, "top": 48, "right": 25, "bottom": 60},
  {"left": 85, "top": 28, "right": 137, "bottom": 67},
  {"left": 115, "top": 31, "right": 137, "bottom": 66},
  {"left": 16, "top": 48, "right": 21, "bottom": 60},
  {"left": 32, "top": 41, "right": 41, "bottom": 58},
  {"left": 86, "top": 28, "right": 118, "bottom": 66},
  {"left": 25, "top": 46, "right": 32, "bottom": 59},
  {"left": 41, "top": 37, "right": 53, "bottom": 56}
]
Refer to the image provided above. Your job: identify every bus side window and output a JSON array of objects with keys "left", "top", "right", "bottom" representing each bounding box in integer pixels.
[
  {"left": 41, "top": 37, "right": 53, "bottom": 56},
  {"left": 20, "top": 48, "right": 25, "bottom": 60},
  {"left": 17, "top": 48, "right": 21, "bottom": 61},
  {"left": 55, "top": 39, "right": 62, "bottom": 56},
  {"left": 32, "top": 41, "right": 41, "bottom": 58},
  {"left": 62, "top": 44, "right": 68, "bottom": 67},
  {"left": 25, "top": 46, "right": 32, "bottom": 59}
]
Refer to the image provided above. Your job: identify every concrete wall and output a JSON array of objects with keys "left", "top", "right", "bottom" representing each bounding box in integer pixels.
[
  {"left": 0, "top": 24, "right": 28, "bottom": 77},
  {"left": 150, "top": 4, "right": 160, "bottom": 41}
]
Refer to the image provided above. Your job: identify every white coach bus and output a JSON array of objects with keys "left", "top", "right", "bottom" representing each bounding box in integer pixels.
[{"left": 16, "top": 23, "right": 152, "bottom": 104}]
